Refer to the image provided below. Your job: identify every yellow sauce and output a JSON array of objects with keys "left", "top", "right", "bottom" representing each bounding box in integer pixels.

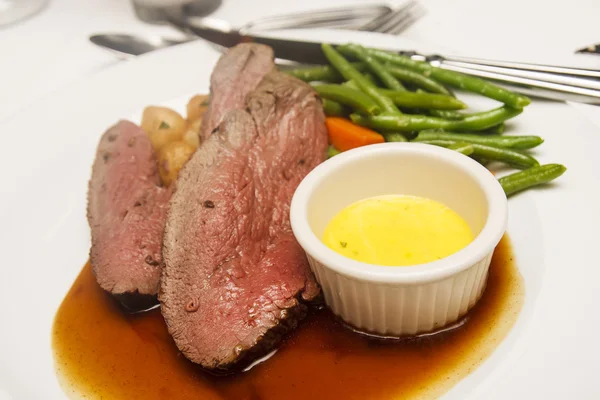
[{"left": 322, "top": 195, "right": 473, "bottom": 266}]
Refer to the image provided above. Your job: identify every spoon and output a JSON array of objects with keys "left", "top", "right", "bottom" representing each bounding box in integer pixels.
[
  {"left": 89, "top": 17, "right": 237, "bottom": 59},
  {"left": 89, "top": 34, "right": 193, "bottom": 59}
]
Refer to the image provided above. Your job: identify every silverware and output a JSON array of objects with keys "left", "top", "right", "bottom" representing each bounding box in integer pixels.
[
  {"left": 428, "top": 63, "right": 600, "bottom": 104},
  {"left": 132, "top": 2, "right": 391, "bottom": 29},
  {"left": 358, "top": 0, "right": 425, "bottom": 35},
  {"left": 89, "top": 34, "right": 192, "bottom": 59},
  {"left": 174, "top": 18, "right": 600, "bottom": 104},
  {"left": 576, "top": 43, "right": 600, "bottom": 55},
  {"left": 428, "top": 54, "right": 600, "bottom": 79},
  {"left": 240, "top": 4, "right": 393, "bottom": 32},
  {"left": 407, "top": 53, "right": 600, "bottom": 103},
  {"left": 90, "top": 3, "right": 422, "bottom": 59}
]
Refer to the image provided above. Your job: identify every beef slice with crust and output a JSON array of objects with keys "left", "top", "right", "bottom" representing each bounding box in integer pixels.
[
  {"left": 87, "top": 120, "right": 171, "bottom": 311},
  {"left": 160, "top": 70, "right": 328, "bottom": 371},
  {"left": 200, "top": 43, "right": 274, "bottom": 141}
]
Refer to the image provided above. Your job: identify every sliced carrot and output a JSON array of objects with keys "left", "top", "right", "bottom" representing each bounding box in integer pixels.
[{"left": 325, "top": 117, "right": 385, "bottom": 152}]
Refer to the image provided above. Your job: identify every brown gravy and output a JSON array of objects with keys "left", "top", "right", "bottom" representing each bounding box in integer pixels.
[{"left": 52, "top": 235, "right": 524, "bottom": 400}]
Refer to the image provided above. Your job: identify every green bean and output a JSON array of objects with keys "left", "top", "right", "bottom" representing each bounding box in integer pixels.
[
  {"left": 322, "top": 44, "right": 400, "bottom": 114},
  {"left": 327, "top": 145, "right": 341, "bottom": 158},
  {"left": 363, "top": 72, "right": 378, "bottom": 85},
  {"left": 413, "top": 90, "right": 466, "bottom": 119},
  {"left": 351, "top": 106, "right": 522, "bottom": 132},
  {"left": 285, "top": 65, "right": 342, "bottom": 82},
  {"left": 343, "top": 81, "right": 462, "bottom": 110},
  {"left": 483, "top": 123, "right": 505, "bottom": 135},
  {"left": 428, "top": 109, "right": 465, "bottom": 120},
  {"left": 313, "top": 84, "right": 381, "bottom": 115},
  {"left": 343, "top": 79, "right": 360, "bottom": 89},
  {"left": 419, "top": 122, "right": 506, "bottom": 134},
  {"left": 418, "top": 140, "right": 539, "bottom": 169},
  {"left": 498, "top": 164, "right": 567, "bottom": 196},
  {"left": 417, "top": 91, "right": 507, "bottom": 127},
  {"left": 379, "top": 89, "right": 466, "bottom": 110},
  {"left": 341, "top": 46, "right": 531, "bottom": 109},
  {"left": 322, "top": 98, "right": 348, "bottom": 117},
  {"left": 472, "top": 156, "right": 491, "bottom": 166},
  {"left": 447, "top": 142, "right": 474, "bottom": 156},
  {"left": 426, "top": 114, "right": 506, "bottom": 135},
  {"left": 284, "top": 63, "right": 367, "bottom": 83},
  {"left": 346, "top": 83, "right": 463, "bottom": 111},
  {"left": 384, "top": 63, "right": 452, "bottom": 95},
  {"left": 339, "top": 44, "right": 406, "bottom": 91},
  {"left": 414, "top": 131, "right": 543, "bottom": 150},
  {"left": 383, "top": 132, "right": 408, "bottom": 142}
]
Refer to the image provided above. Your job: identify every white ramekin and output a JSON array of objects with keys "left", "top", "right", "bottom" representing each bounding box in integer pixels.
[{"left": 290, "top": 143, "right": 508, "bottom": 337}]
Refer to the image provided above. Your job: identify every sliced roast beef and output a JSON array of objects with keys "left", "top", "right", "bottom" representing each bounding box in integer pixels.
[
  {"left": 160, "top": 70, "right": 328, "bottom": 371},
  {"left": 87, "top": 120, "right": 171, "bottom": 311},
  {"left": 199, "top": 43, "right": 274, "bottom": 141}
]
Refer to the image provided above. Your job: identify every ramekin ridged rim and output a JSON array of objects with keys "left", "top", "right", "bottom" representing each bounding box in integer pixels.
[{"left": 290, "top": 142, "right": 508, "bottom": 284}]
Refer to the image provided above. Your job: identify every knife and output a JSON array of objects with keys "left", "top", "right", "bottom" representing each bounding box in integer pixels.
[
  {"left": 576, "top": 43, "right": 600, "bottom": 55},
  {"left": 170, "top": 16, "right": 329, "bottom": 65},
  {"left": 172, "top": 16, "right": 600, "bottom": 104}
]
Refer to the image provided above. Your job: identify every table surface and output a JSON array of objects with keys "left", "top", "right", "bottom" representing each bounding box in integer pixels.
[{"left": 1, "top": 1, "right": 599, "bottom": 399}]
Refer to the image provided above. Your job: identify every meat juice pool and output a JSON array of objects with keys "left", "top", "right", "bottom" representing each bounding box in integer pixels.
[{"left": 52, "top": 235, "right": 524, "bottom": 400}]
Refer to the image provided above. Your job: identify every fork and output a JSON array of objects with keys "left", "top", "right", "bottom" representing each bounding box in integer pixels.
[
  {"left": 358, "top": 0, "right": 425, "bottom": 35},
  {"left": 180, "top": 2, "right": 424, "bottom": 37},
  {"left": 239, "top": 4, "right": 393, "bottom": 33},
  {"left": 236, "top": 1, "right": 424, "bottom": 35}
]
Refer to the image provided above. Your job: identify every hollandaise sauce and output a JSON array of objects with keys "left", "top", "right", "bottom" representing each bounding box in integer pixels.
[{"left": 322, "top": 195, "right": 474, "bottom": 266}]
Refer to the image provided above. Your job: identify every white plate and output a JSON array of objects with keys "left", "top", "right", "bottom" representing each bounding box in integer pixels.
[{"left": 0, "top": 29, "right": 599, "bottom": 399}]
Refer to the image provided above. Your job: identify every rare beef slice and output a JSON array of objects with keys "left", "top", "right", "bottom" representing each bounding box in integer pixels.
[
  {"left": 160, "top": 70, "right": 328, "bottom": 371},
  {"left": 199, "top": 43, "right": 274, "bottom": 141},
  {"left": 87, "top": 120, "right": 171, "bottom": 311}
]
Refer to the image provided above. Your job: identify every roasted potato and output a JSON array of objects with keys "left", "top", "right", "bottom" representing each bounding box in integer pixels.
[
  {"left": 183, "top": 118, "right": 202, "bottom": 148},
  {"left": 186, "top": 94, "right": 210, "bottom": 122},
  {"left": 141, "top": 106, "right": 188, "bottom": 151},
  {"left": 158, "top": 140, "right": 196, "bottom": 186}
]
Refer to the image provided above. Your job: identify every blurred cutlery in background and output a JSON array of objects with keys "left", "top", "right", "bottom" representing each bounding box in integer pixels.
[
  {"left": 90, "top": 2, "right": 425, "bottom": 59},
  {"left": 359, "top": 0, "right": 424, "bottom": 34},
  {"left": 239, "top": 3, "right": 394, "bottom": 32},
  {"left": 576, "top": 43, "right": 600, "bottom": 55},
  {"left": 131, "top": 1, "right": 392, "bottom": 29},
  {"left": 89, "top": 34, "right": 192, "bottom": 59}
]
